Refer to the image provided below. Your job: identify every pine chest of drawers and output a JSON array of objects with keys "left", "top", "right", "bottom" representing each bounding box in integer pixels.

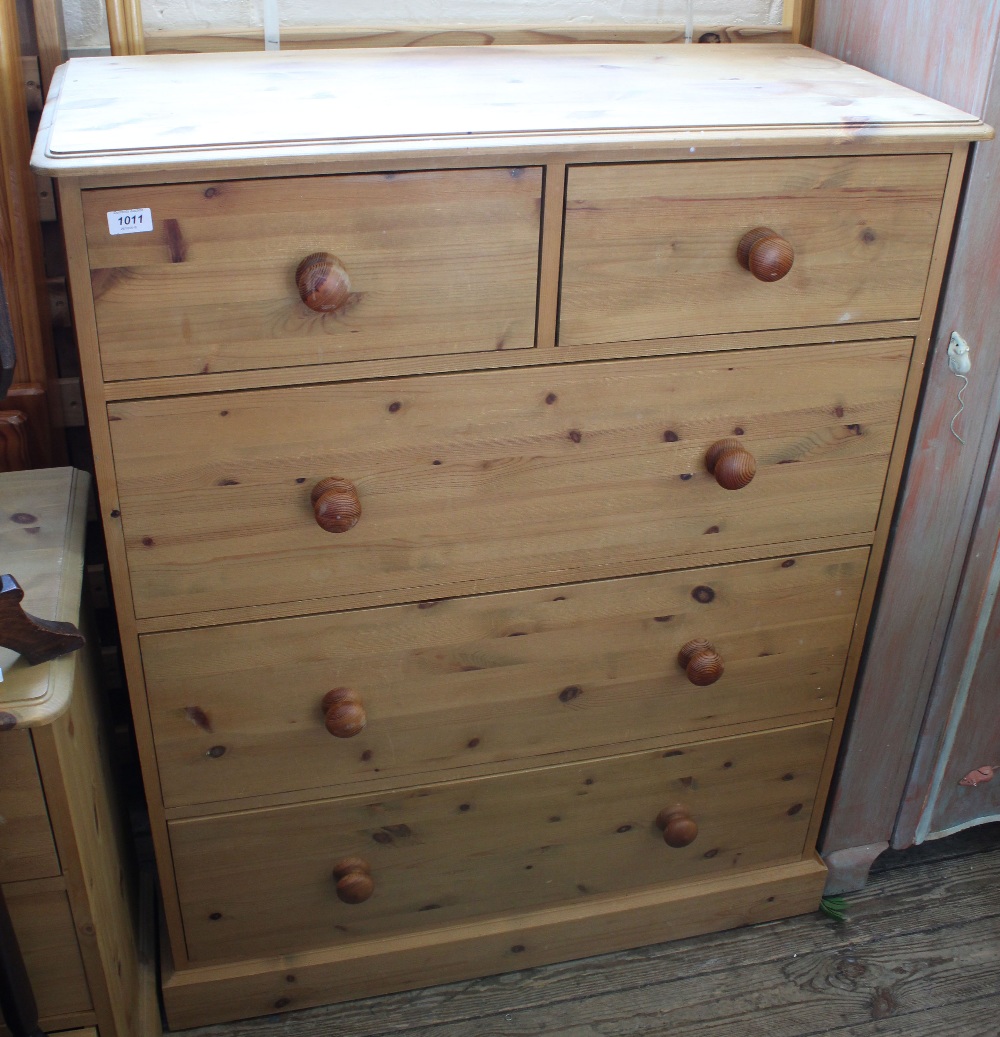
[{"left": 33, "top": 42, "right": 987, "bottom": 1028}]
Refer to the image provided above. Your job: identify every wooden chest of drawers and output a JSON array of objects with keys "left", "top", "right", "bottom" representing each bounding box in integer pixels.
[{"left": 32, "top": 42, "right": 987, "bottom": 1029}]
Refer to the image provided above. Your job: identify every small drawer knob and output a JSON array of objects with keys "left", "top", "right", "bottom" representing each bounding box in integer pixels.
[
  {"left": 655, "top": 805, "right": 699, "bottom": 848},
  {"left": 677, "top": 638, "right": 725, "bottom": 687},
  {"left": 332, "top": 857, "right": 374, "bottom": 904},
  {"left": 705, "top": 438, "right": 756, "bottom": 491},
  {"left": 311, "top": 477, "right": 361, "bottom": 533},
  {"left": 321, "top": 687, "right": 367, "bottom": 738},
  {"left": 737, "top": 227, "right": 794, "bottom": 282},
  {"left": 296, "top": 252, "right": 352, "bottom": 313}
]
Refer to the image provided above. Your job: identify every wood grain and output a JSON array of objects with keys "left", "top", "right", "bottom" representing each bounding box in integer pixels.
[
  {"left": 33, "top": 650, "right": 157, "bottom": 1037},
  {"left": 104, "top": 0, "right": 144, "bottom": 56},
  {"left": 55, "top": 183, "right": 193, "bottom": 963},
  {"left": 814, "top": 1, "right": 1000, "bottom": 116},
  {"left": 99, "top": 319, "right": 923, "bottom": 403},
  {"left": 168, "top": 825, "right": 1000, "bottom": 1037},
  {"left": 0, "top": 411, "right": 32, "bottom": 470},
  {"left": 82, "top": 168, "right": 542, "bottom": 380},
  {"left": 109, "top": 341, "right": 908, "bottom": 621},
  {"left": 0, "top": 0, "right": 58, "bottom": 463},
  {"left": 170, "top": 722, "right": 828, "bottom": 963},
  {"left": 0, "top": 385, "right": 49, "bottom": 466},
  {"left": 904, "top": 437, "right": 1000, "bottom": 838},
  {"left": 30, "top": 0, "right": 67, "bottom": 95},
  {"left": 560, "top": 155, "right": 948, "bottom": 347},
  {"left": 141, "top": 25, "right": 796, "bottom": 55},
  {"left": 143, "top": 548, "right": 866, "bottom": 810},
  {"left": 0, "top": 468, "right": 157, "bottom": 1037},
  {"left": 0, "top": 730, "right": 60, "bottom": 882},
  {"left": 40, "top": 39, "right": 987, "bottom": 1030},
  {"left": 0, "top": 886, "right": 92, "bottom": 1027},
  {"left": 162, "top": 856, "right": 827, "bottom": 1029},
  {"left": 32, "top": 46, "right": 988, "bottom": 180},
  {"left": 815, "top": 3, "right": 1000, "bottom": 867}
]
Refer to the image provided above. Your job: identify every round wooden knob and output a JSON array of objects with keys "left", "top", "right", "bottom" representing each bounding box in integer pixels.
[
  {"left": 704, "top": 438, "right": 756, "bottom": 491},
  {"left": 655, "top": 806, "right": 699, "bottom": 848},
  {"left": 321, "top": 687, "right": 367, "bottom": 738},
  {"left": 332, "top": 857, "right": 374, "bottom": 904},
  {"left": 296, "top": 252, "right": 352, "bottom": 313},
  {"left": 311, "top": 477, "right": 361, "bottom": 533},
  {"left": 677, "top": 638, "right": 725, "bottom": 687},
  {"left": 737, "top": 227, "right": 794, "bottom": 282}
]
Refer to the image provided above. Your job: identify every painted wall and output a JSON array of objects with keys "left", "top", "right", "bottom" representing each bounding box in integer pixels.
[{"left": 62, "top": 0, "right": 783, "bottom": 50}]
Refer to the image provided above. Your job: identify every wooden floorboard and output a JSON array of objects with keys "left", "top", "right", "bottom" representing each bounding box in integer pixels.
[{"left": 173, "top": 825, "right": 1000, "bottom": 1037}]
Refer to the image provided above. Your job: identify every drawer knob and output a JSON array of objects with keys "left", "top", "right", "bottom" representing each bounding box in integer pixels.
[
  {"left": 655, "top": 805, "right": 699, "bottom": 848},
  {"left": 705, "top": 438, "right": 756, "bottom": 491},
  {"left": 332, "top": 857, "right": 375, "bottom": 904},
  {"left": 311, "top": 477, "right": 361, "bottom": 533},
  {"left": 677, "top": 638, "right": 725, "bottom": 687},
  {"left": 736, "top": 227, "right": 794, "bottom": 282},
  {"left": 296, "top": 252, "right": 352, "bottom": 313},
  {"left": 321, "top": 687, "right": 367, "bottom": 738}
]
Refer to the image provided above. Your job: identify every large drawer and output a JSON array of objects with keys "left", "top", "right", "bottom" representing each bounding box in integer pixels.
[
  {"left": 170, "top": 721, "right": 830, "bottom": 962},
  {"left": 560, "top": 155, "right": 948, "bottom": 347},
  {"left": 82, "top": 167, "right": 542, "bottom": 380},
  {"left": 111, "top": 340, "right": 909, "bottom": 620},
  {"left": 0, "top": 731, "right": 60, "bottom": 883},
  {"left": 145, "top": 549, "right": 865, "bottom": 809}
]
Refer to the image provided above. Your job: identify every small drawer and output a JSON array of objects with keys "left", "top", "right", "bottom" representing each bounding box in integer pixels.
[
  {"left": 0, "top": 731, "right": 60, "bottom": 883},
  {"left": 560, "top": 155, "right": 948, "bottom": 348},
  {"left": 82, "top": 167, "right": 542, "bottom": 380},
  {"left": 1, "top": 887, "right": 92, "bottom": 1024},
  {"left": 144, "top": 549, "right": 865, "bottom": 809},
  {"left": 170, "top": 721, "right": 830, "bottom": 962},
  {"left": 111, "top": 340, "right": 908, "bottom": 620}
]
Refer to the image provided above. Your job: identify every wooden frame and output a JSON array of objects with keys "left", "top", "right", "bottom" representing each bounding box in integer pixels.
[
  {"left": 103, "top": 0, "right": 814, "bottom": 55},
  {"left": 30, "top": 0, "right": 68, "bottom": 95},
  {"left": 814, "top": 0, "right": 1000, "bottom": 889},
  {"left": 1, "top": 0, "right": 60, "bottom": 466}
]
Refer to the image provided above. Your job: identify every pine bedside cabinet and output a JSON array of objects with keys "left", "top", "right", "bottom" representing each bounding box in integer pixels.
[
  {"left": 31, "top": 43, "right": 989, "bottom": 1028},
  {"left": 0, "top": 467, "right": 157, "bottom": 1037}
]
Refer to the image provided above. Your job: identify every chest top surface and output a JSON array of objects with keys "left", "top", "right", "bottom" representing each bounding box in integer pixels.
[{"left": 31, "top": 43, "right": 989, "bottom": 178}]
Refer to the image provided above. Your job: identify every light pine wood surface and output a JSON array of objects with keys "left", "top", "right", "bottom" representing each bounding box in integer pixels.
[
  {"left": 560, "top": 155, "right": 948, "bottom": 346},
  {"left": 32, "top": 658, "right": 158, "bottom": 1037},
  {"left": 82, "top": 167, "right": 542, "bottom": 380},
  {"left": 168, "top": 826, "right": 1000, "bottom": 1037},
  {"left": 0, "top": 468, "right": 158, "bottom": 1037},
  {"left": 0, "top": 729, "right": 60, "bottom": 882},
  {"left": 0, "top": 887, "right": 92, "bottom": 1025},
  {"left": 170, "top": 723, "right": 830, "bottom": 964},
  {"left": 35, "top": 40, "right": 986, "bottom": 1030},
  {"left": 109, "top": 342, "right": 909, "bottom": 622},
  {"left": 143, "top": 548, "right": 865, "bottom": 812},
  {"left": 32, "top": 45, "right": 988, "bottom": 178}
]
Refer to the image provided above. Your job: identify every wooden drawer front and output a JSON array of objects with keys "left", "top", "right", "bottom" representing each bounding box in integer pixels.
[
  {"left": 560, "top": 155, "right": 948, "bottom": 348},
  {"left": 0, "top": 731, "right": 60, "bottom": 883},
  {"left": 82, "top": 167, "right": 541, "bottom": 380},
  {"left": 1, "top": 887, "right": 92, "bottom": 1024},
  {"left": 171, "top": 721, "right": 830, "bottom": 962},
  {"left": 112, "top": 340, "right": 908, "bottom": 620},
  {"left": 145, "top": 549, "right": 865, "bottom": 809}
]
